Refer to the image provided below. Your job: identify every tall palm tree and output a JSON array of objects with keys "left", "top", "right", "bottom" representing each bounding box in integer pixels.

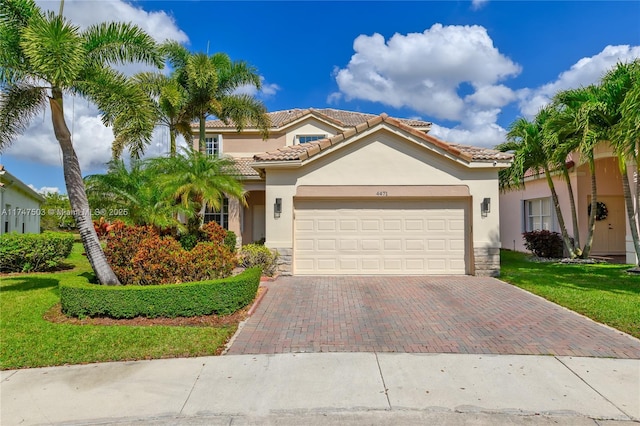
[
  {"left": 85, "top": 160, "right": 189, "bottom": 232},
  {"left": 112, "top": 72, "right": 192, "bottom": 158},
  {"left": 604, "top": 60, "right": 640, "bottom": 267},
  {"left": 147, "top": 147, "right": 246, "bottom": 234},
  {"left": 544, "top": 105, "right": 582, "bottom": 254},
  {"left": 498, "top": 109, "right": 576, "bottom": 258},
  {"left": 0, "top": 0, "right": 162, "bottom": 284},
  {"left": 162, "top": 42, "right": 271, "bottom": 152},
  {"left": 552, "top": 86, "right": 611, "bottom": 258}
]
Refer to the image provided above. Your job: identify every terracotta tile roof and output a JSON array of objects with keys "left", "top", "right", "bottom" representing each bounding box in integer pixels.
[
  {"left": 253, "top": 113, "right": 512, "bottom": 163},
  {"left": 203, "top": 108, "right": 432, "bottom": 130},
  {"left": 233, "top": 157, "right": 261, "bottom": 177}
]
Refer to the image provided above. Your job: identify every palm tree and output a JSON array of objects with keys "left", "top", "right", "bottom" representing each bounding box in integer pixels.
[
  {"left": 498, "top": 109, "right": 577, "bottom": 258},
  {"left": 604, "top": 60, "right": 640, "bottom": 267},
  {"left": 162, "top": 42, "right": 271, "bottom": 152},
  {"left": 0, "top": 0, "right": 162, "bottom": 284},
  {"left": 85, "top": 160, "right": 189, "bottom": 232},
  {"left": 552, "top": 86, "right": 611, "bottom": 258},
  {"left": 112, "top": 72, "right": 192, "bottom": 158},
  {"left": 147, "top": 147, "right": 246, "bottom": 234},
  {"left": 544, "top": 105, "right": 582, "bottom": 254}
]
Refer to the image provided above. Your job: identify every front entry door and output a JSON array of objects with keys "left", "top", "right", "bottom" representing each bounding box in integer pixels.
[{"left": 591, "top": 196, "right": 625, "bottom": 255}]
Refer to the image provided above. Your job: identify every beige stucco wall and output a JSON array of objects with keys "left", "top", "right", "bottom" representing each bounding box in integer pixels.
[
  {"left": 0, "top": 185, "right": 42, "bottom": 235},
  {"left": 263, "top": 126, "right": 503, "bottom": 275},
  {"left": 284, "top": 119, "right": 340, "bottom": 146},
  {"left": 220, "top": 132, "right": 286, "bottom": 157}
]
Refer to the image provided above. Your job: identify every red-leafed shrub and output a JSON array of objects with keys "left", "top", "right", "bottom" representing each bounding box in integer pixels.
[
  {"left": 200, "top": 221, "right": 226, "bottom": 245},
  {"left": 104, "top": 222, "right": 237, "bottom": 285},
  {"left": 187, "top": 242, "right": 236, "bottom": 281}
]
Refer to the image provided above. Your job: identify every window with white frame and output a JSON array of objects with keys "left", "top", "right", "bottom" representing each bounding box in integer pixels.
[
  {"left": 525, "top": 198, "right": 554, "bottom": 232},
  {"left": 205, "top": 135, "right": 222, "bottom": 156},
  {"left": 203, "top": 198, "right": 229, "bottom": 229},
  {"left": 296, "top": 135, "right": 325, "bottom": 144}
]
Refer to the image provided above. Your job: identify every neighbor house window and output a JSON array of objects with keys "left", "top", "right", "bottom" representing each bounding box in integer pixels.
[
  {"left": 525, "top": 198, "right": 554, "bottom": 232},
  {"left": 203, "top": 198, "right": 229, "bottom": 229},
  {"left": 297, "top": 135, "right": 325, "bottom": 144},
  {"left": 205, "top": 135, "right": 222, "bottom": 156}
]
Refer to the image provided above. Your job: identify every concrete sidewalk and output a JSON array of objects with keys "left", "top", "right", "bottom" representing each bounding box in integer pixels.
[{"left": 1, "top": 353, "right": 639, "bottom": 425}]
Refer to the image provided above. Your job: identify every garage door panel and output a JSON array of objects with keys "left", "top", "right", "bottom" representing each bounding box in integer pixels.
[
  {"left": 294, "top": 200, "right": 467, "bottom": 275},
  {"left": 317, "top": 220, "right": 336, "bottom": 231},
  {"left": 449, "top": 219, "right": 465, "bottom": 231},
  {"left": 450, "top": 239, "right": 466, "bottom": 251},
  {"left": 340, "top": 219, "right": 358, "bottom": 231},
  {"left": 383, "top": 239, "right": 402, "bottom": 250},
  {"left": 361, "top": 220, "right": 379, "bottom": 231},
  {"left": 383, "top": 219, "right": 402, "bottom": 231}
]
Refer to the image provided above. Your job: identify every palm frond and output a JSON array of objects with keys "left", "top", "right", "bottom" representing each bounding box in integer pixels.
[
  {"left": 0, "top": 82, "right": 47, "bottom": 149},
  {"left": 83, "top": 21, "right": 163, "bottom": 69},
  {"left": 216, "top": 94, "right": 271, "bottom": 138},
  {"left": 0, "top": 0, "right": 39, "bottom": 84},
  {"left": 20, "top": 11, "right": 85, "bottom": 86}
]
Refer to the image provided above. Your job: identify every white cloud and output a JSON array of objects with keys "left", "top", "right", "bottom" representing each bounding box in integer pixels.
[
  {"left": 471, "top": 0, "right": 489, "bottom": 10},
  {"left": 334, "top": 24, "right": 520, "bottom": 125},
  {"left": 429, "top": 122, "right": 507, "bottom": 148},
  {"left": 28, "top": 184, "right": 60, "bottom": 195},
  {"left": 235, "top": 76, "right": 281, "bottom": 98},
  {"left": 5, "top": 1, "right": 189, "bottom": 173},
  {"left": 36, "top": 0, "right": 188, "bottom": 44},
  {"left": 517, "top": 45, "right": 640, "bottom": 117}
]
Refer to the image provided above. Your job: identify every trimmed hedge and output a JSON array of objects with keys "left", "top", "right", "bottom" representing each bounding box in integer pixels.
[
  {"left": 0, "top": 231, "right": 74, "bottom": 273},
  {"left": 60, "top": 267, "right": 261, "bottom": 319}
]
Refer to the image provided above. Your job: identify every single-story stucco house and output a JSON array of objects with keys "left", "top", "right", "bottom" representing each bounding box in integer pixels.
[
  {"left": 197, "top": 108, "right": 512, "bottom": 276},
  {"left": 0, "top": 164, "right": 45, "bottom": 235},
  {"left": 499, "top": 143, "right": 638, "bottom": 264}
]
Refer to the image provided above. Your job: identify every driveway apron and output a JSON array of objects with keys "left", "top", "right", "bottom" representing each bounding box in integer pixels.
[{"left": 226, "top": 276, "right": 640, "bottom": 358}]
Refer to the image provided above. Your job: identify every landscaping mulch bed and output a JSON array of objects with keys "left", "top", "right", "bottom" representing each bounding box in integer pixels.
[{"left": 44, "top": 287, "right": 265, "bottom": 328}]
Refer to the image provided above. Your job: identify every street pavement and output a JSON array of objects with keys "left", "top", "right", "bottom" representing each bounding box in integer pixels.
[{"left": 2, "top": 352, "right": 639, "bottom": 425}]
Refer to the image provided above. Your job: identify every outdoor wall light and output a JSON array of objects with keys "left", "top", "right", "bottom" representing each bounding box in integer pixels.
[
  {"left": 481, "top": 197, "right": 491, "bottom": 217},
  {"left": 274, "top": 198, "right": 282, "bottom": 218}
]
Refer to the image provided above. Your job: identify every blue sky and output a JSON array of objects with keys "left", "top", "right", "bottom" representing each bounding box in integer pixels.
[{"left": 1, "top": 0, "right": 639, "bottom": 194}]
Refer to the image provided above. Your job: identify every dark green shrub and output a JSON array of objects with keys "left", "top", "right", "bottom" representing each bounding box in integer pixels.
[
  {"left": 522, "top": 230, "right": 564, "bottom": 258},
  {"left": 240, "top": 243, "right": 278, "bottom": 276},
  {"left": 224, "top": 230, "right": 237, "bottom": 252},
  {"left": 60, "top": 268, "right": 261, "bottom": 318},
  {"left": 0, "top": 232, "right": 74, "bottom": 272},
  {"left": 178, "top": 233, "right": 198, "bottom": 251}
]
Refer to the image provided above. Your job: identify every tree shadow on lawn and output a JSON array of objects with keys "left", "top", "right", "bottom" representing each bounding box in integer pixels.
[
  {"left": 525, "top": 263, "right": 640, "bottom": 296},
  {"left": 0, "top": 276, "right": 60, "bottom": 293}
]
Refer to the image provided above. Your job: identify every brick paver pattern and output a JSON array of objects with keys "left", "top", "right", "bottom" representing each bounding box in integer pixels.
[{"left": 227, "top": 276, "right": 640, "bottom": 358}]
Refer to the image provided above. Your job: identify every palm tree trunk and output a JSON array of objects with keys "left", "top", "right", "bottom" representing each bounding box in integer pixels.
[
  {"left": 544, "top": 166, "right": 575, "bottom": 258},
  {"left": 169, "top": 128, "right": 176, "bottom": 156},
  {"left": 50, "top": 89, "right": 120, "bottom": 285},
  {"left": 620, "top": 165, "right": 640, "bottom": 266},
  {"left": 198, "top": 113, "right": 206, "bottom": 154},
  {"left": 582, "top": 155, "right": 598, "bottom": 258},
  {"left": 562, "top": 167, "right": 581, "bottom": 254}
]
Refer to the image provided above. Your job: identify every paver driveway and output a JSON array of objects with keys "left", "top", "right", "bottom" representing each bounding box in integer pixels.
[{"left": 227, "top": 276, "right": 640, "bottom": 358}]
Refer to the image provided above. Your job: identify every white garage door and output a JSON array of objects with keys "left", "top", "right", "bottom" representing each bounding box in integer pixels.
[{"left": 294, "top": 199, "right": 467, "bottom": 275}]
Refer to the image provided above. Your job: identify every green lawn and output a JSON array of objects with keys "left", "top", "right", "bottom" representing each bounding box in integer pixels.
[
  {"left": 500, "top": 249, "right": 640, "bottom": 339},
  {"left": 0, "top": 244, "right": 236, "bottom": 370}
]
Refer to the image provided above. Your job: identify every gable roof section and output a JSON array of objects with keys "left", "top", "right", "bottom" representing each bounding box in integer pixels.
[
  {"left": 0, "top": 165, "right": 46, "bottom": 202},
  {"left": 252, "top": 113, "right": 512, "bottom": 165},
  {"left": 203, "top": 108, "right": 432, "bottom": 131}
]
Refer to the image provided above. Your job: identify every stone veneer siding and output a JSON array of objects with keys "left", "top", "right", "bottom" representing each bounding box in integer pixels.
[
  {"left": 474, "top": 247, "right": 501, "bottom": 277},
  {"left": 272, "top": 247, "right": 293, "bottom": 275}
]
